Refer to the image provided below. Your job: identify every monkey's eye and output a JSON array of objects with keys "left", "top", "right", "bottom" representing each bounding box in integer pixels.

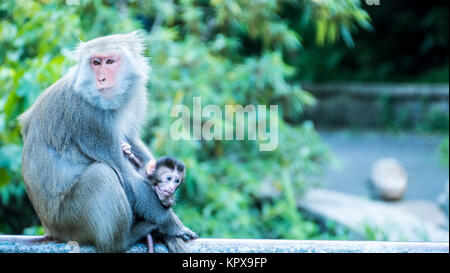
[
  {"left": 92, "top": 59, "right": 101, "bottom": 66},
  {"left": 175, "top": 179, "right": 180, "bottom": 183},
  {"left": 106, "top": 59, "right": 115, "bottom": 64},
  {"left": 166, "top": 176, "right": 172, "bottom": 181}
]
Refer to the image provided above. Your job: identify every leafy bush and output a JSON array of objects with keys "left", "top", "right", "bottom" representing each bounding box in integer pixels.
[
  {"left": 287, "top": 0, "right": 449, "bottom": 82},
  {"left": 0, "top": 0, "right": 369, "bottom": 239},
  {"left": 440, "top": 136, "right": 449, "bottom": 167}
]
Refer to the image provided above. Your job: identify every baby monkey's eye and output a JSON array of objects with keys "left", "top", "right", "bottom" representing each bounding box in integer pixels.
[
  {"left": 166, "top": 176, "right": 172, "bottom": 181},
  {"left": 175, "top": 179, "right": 180, "bottom": 183},
  {"left": 106, "top": 59, "right": 115, "bottom": 64},
  {"left": 93, "top": 59, "right": 101, "bottom": 66}
]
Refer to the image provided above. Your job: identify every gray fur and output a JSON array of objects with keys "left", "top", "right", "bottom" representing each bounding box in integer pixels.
[{"left": 19, "top": 32, "right": 196, "bottom": 252}]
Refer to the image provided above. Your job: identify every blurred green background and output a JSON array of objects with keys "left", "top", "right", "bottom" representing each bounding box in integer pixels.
[{"left": 0, "top": 0, "right": 448, "bottom": 240}]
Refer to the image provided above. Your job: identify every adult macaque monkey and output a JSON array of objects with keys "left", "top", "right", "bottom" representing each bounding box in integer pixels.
[{"left": 19, "top": 32, "right": 197, "bottom": 252}]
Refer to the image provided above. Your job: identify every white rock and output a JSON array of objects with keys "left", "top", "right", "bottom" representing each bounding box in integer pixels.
[{"left": 370, "top": 158, "right": 408, "bottom": 201}]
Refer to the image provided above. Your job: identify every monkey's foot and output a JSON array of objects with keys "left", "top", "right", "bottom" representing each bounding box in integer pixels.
[{"left": 178, "top": 227, "right": 198, "bottom": 242}]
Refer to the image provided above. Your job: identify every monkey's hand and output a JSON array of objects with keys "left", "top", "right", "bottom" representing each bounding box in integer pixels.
[
  {"left": 121, "top": 141, "right": 132, "bottom": 155},
  {"left": 144, "top": 159, "right": 157, "bottom": 177}
]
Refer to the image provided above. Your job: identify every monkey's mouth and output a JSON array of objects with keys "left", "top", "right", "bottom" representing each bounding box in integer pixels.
[
  {"left": 154, "top": 185, "right": 171, "bottom": 199},
  {"left": 98, "top": 88, "right": 116, "bottom": 98}
]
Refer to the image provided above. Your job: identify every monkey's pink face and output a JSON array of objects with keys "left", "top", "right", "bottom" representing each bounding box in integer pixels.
[
  {"left": 90, "top": 55, "right": 121, "bottom": 96},
  {"left": 154, "top": 167, "right": 183, "bottom": 200}
]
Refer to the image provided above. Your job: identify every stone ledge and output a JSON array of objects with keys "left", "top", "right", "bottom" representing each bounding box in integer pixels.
[{"left": 0, "top": 236, "right": 448, "bottom": 253}]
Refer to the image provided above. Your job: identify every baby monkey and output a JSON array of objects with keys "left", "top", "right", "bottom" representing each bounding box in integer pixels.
[
  {"left": 148, "top": 156, "right": 186, "bottom": 208},
  {"left": 122, "top": 142, "right": 187, "bottom": 251},
  {"left": 122, "top": 142, "right": 185, "bottom": 207}
]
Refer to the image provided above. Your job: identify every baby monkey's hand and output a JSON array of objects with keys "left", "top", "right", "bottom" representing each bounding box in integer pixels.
[
  {"left": 145, "top": 159, "right": 157, "bottom": 177},
  {"left": 121, "top": 141, "right": 155, "bottom": 177},
  {"left": 121, "top": 141, "right": 132, "bottom": 155}
]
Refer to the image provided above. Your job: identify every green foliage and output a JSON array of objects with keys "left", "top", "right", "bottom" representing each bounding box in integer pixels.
[
  {"left": 362, "top": 223, "right": 390, "bottom": 242},
  {"left": 439, "top": 136, "right": 449, "bottom": 167},
  {"left": 0, "top": 0, "right": 369, "bottom": 239},
  {"left": 304, "top": 0, "right": 372, "bottom": 47},
  {"left": 288, "top": 1, "right": 449, "bottom": 83},
  {"left": 22, "top": 225, "right": 45, "bottom": 236}
]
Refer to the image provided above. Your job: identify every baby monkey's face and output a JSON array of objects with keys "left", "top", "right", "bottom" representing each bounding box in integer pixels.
[{"left": 152, "top": 158, "right": 185, "bottom": 208}]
